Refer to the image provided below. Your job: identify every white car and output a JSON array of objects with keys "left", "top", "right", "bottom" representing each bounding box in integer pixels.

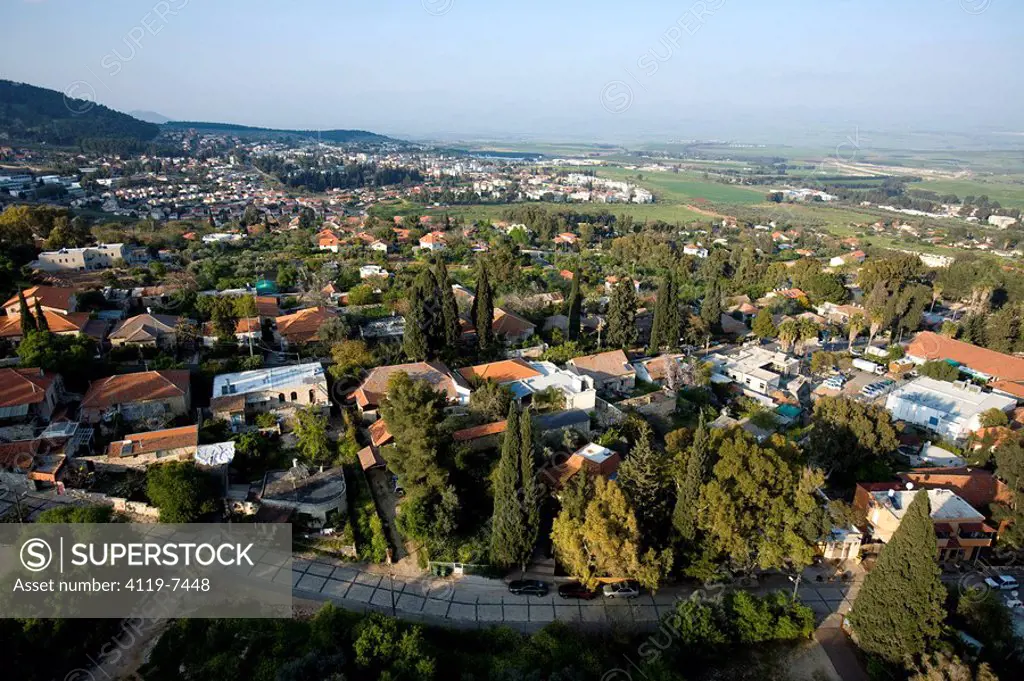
[
  {"left": 995, "top": 575, "right": 1020, "bottom": 591},
  {"left": 602, "top": 581, "right": 641, "bottom": 599}
]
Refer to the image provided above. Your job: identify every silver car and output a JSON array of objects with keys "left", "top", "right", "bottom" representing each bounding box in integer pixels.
[{"left": 602, "top": 580, "right": 641, "bottom": 599}]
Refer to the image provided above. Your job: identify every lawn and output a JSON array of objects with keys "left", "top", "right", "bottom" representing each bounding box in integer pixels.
[{"left": 591, "top": 167, "right": 767, "bottom": 206}]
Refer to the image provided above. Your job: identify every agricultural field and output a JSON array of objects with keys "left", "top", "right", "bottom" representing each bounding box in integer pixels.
[
  {"left": 908, "top": 177, "right": 1024, "bottom": 208},
  {"left": 590, "top": 166, "right": 767, "bottom": 206}
]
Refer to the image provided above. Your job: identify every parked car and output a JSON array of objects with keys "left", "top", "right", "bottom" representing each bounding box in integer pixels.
[
  {"left": 558, "top": 581, "right": 598, "bottom": 600},
  {"left": 508, "top": 580, "right": 549, "bottom": 596},
  {"left": 995, "top": 574, "right": 1020, "bottom": 591},
  {"left": 602, "top": 580, "right": 641, "bottom": 599}
]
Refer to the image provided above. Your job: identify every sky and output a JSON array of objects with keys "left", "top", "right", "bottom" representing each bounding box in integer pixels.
[{"left": 2, "top": 0, "right": 1022, "bottom": 144}]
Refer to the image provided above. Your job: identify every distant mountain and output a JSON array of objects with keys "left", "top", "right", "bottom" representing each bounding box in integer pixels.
[
  {"left": 130, "top": 109, "right": 171, "bottom": 124},
  {"left": 0, "top": 80, "right": 160, "bottom": 150},
  {"left": 162, "top": 120, "right": 399, "bottom": 145}
]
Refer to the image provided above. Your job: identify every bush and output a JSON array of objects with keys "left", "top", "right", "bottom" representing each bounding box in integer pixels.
[{"left": 919, "top": 360, "right": 961, "bottom": 382}]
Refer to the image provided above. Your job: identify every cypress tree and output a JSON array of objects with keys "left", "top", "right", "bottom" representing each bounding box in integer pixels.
[
  {"left": 519, "top": 410, "right": 539, "bottom": 569},
  {"left": 606, "top": 279, "right": 638, "bottom": 349},
  {"left": 421, "top": 267, "right": 445, "bottom": 354},
  {"left": 673, "top": 411, "right": 712, "bottom": 544},
  {"left": 18, "top": 291, "right": 36, "bottom": 337},
  {"left": 403, "top": 276, "right": 429, "bottom": 361},
  {"left": 34, "top": 299, "right": 49, "bottom": 332},
  {"left": 490, "top": 404, "right": 526, "bottom": 569},
  {"left": 434, "top": 257, "right": 461, "bottom": 350},
  {"left": 473, "top": 265, "right": 495, "bottom": 351},
  {"left": 649, "top": 275, "right": 678, "bottom": 353},
  {"left": 849, "top": 490, "right": 946, "bottom": 667},
  {"left": 700, "top": 279, "right": 723, "bottom": 334},
  {"left": 618, "top": 427, "right": 672, "bottom": 546},
  {"left": 567, "top": 271, "right": 582, "bottom": 341}
]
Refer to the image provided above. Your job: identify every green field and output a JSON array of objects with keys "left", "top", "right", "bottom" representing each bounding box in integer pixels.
[
  {"left": 437, "top": 201, "right": 710, "bottom": 225},
  {"left": 590, "top": 167, "right": 767, "bottom": 206},
  {"left": 908, "top": 177, "right": 1024, "bottom": 208}
]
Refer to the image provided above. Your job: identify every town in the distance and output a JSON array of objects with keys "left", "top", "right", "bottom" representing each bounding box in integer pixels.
[{"left": 2, "top": 76, "right": 1024, "bottom": 681}]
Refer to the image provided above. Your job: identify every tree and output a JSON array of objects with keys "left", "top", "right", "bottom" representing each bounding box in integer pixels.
[
  {"left": 698, "top": 431, "right": 824, "bottom": 573},
  {"left": 700, "top": 279, "right": 723, "bottom": 335},
  {"left": 850, "top": 490, "right": 945, "bottom": 667},
  {"left": 519, "top": 409, "right": 539, "bottom": 563},
  {"left": 491, "top": 406, "right": 532, "bottom": 570},
  {"left": 912, "top": 652, "right": 998, "bottom": 681},
  {"left": 352, "top": 613, "right": 436, "bottom": 679},
  {"left": 37, "top": 504, "right": 113, "bottom": 523},
  {"left": 919, "top": 360, "right": 961, "bottom": 382},
  {"left": 33, "top": 299, "right": 49, "bottom": 333},
  {"left": 618, "top": 427, "right": 673, "bottom": 547},
  {"left": 648, "top": 275, "right": 679, "bottom": 352},
  {"left": 777, "top": 319, "right": 799, "bottom": 352},
  {"left": 18, "top": 291, "right": 35, "bottom": 337},
  {"left": 979, "top": 408, "right": 1009, "bottom": 429},
  {"left": 552, "top": 476, "right": 672, "bottom": 589},
  {"left": 606, "top": 279, "right": 638, "bottom": 349},
  {"left": 752, "top": 309, "right": 777, "bottom": 340},
  {"left": 468, "top": 379, "right": 513, "bottom": 422},
  {"left": 329, "top": 340, "right": 374, "bottom": 380},
  {"left": 847, "top": 312, "right": 866, "bottom": 351},
  {"left": 808, "top": 396, "right": 900, "bottom": 479},
  {"left": 403, "top": 272, "right": 432, "bottom": 361},
  {"left": 292, "top": 405, "right": 333, "bottom": 465},
  {"left": 567, "top": 270, "right": 582, "bottom": 341},
  {"left": 17, "top": 331, "right": 95, "bottom": 386},
  {"left": 673, "top": 412, "right": 712, "bottom": 545},
  {"left": 434, "top": 257, "right": 461, "bottom": 351},
  {"left": 146, "top": 461, "right": 214, "bottom": 523},
  {"left": 472, "top": 264, "right": 495, "bottom": 350}
]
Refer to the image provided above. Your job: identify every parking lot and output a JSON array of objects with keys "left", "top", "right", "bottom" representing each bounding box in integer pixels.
[{"left": 815, "top": 370, "right": 906, "bottom": 405}]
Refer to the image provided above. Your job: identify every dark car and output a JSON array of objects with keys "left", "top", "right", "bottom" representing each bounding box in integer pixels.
[
  {"left": 557, "top": 581, "right": 598, "bottom": 600},
  {"left": 508, "top": 579, "right": 549, "bottom": 596}
]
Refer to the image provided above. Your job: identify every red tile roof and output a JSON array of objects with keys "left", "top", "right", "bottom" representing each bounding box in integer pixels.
[
  {"left": 368, "top": 419, "right": 393, "bottom": 447},
  {"left": 354, "top": 361, "right": 466, "bottom": 410},
  {"left": 907, "top": 331, "right": 1024, "bottom": 382},
  {"left": 569, "top": 349, "right": 635, "bottom": 380},
  {"left": 453, "top": 420, "right": 508, "bottom": 442},
  {"left": 0, "top": 368, "right": 56, "bottom": 407},
  {"left": 0, "top": 310, "right": 89, "bottom": 338},
  {"left": 276, "top": 306, "right": 337, "bottom": 344},
  {"left": 106, "top": 425, "right": 198, "bottom": 458},
  {"left": 82, "top": 370, "right": 190, "bottom": 410},
  {"left": 459, "top": 359, "right": 540, "bottom": 384},
  {"left": 3, "top": 286, "right": 77, "bottom": 313}
]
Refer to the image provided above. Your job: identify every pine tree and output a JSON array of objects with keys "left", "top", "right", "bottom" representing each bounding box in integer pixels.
[
  {"left": 618, "top": 426, "right": 672, "bottom": 546},
  {"left": 606, "top": 279, "right": 638, "bottom": 349},
  {"left": 18, "top": 291, "right": 36, "bottom": 337},
  {"left": 649, "top": 275, "right": 679, "bottom": 353},
  {"left": 473, "top": 264, "right": 494, "bottom": 350},
  {"left": 673, "top": 412, "right": 711, "bottom": 544},
  {"left": 519, "top": 410, "right": 539, "bottom": 567},
  {"left": 567, "top": 272, "right": 582, "bottom": 341},
  {"left": 849, "top": 490, "right": 946, "bottom": 667},
  {"left": 700, "top": 279, "right": 723, "bottom": 334},
  {"left": 33, "top": 299, "right": 49, "bottom": 333},
  {"left": 490, "top": 404, "right": 527, "bottom": 569},
  {"left": 434, "top": 257, "right": 461, "bottom": 350},
  {"left": 421, "top": 267, "right": 445, "bottom": 353},
  {"left": 752, "top": 309, "right": 777, "bottom": 339},
  {"left": 403, "top": 276, "right": 430, "bottom": 361}
]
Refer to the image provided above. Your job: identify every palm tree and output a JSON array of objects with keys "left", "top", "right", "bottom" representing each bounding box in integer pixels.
[
  {"left": 796, "top": 318, "right": 819, "bottom": 356},
  {"left": 778, "top": 319, "right": 799, "bottom": 353},
  {"left": 847, "top": 313, "right": 866, "bottom": 351},
  {"left": 929, "top": 285, "right": 943, "bottom": 313}
]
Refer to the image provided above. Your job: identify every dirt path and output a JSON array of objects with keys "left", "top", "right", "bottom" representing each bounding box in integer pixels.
[{"left": 685, "top": 203, "right": 733, "bottom": 220}]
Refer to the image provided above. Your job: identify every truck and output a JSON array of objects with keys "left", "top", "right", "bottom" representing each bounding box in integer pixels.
[{"left": 853, "top": 358, "right": 886, "bottom": 375}]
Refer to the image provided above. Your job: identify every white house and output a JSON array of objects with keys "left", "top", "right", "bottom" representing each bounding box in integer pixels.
[
  {"left": 885, "top": 377, "right": 1016, "bottom": 443},
  {"left": 419, "top": 231, "right": 446, "bottom": 251},
  {"left": 359, "top": 265, "right": 390, "bottom": 280},
  {"left": 683, "top": 244, "right": 709, "bottom": 259},
  {"left": 708, "top": 347, "right": 799, "bottom": 402}
]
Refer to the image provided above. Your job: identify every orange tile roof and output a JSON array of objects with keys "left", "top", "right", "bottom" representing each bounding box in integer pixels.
[
  {"left": 898, "top": 467, "right": 1013, "bottom": 509},
  {"left": 354, "top": 361, "right": 466, "bottom": 409},
  {"left": 3, "top": 286, "right": 77, "bottom": 313},
  {"left": 0, "top": 368, "right": 56, "bottom": 407},
  {"left": 569, "top": 349, "right": 635, "bottom": 380},
  {"left": 82, "top": 370, "right": 190, "bottom": 410},
  {"left": 453, "top": 420, "right": 508, "bottom": 442},
  {"left": 492, "top": 308, "right": 536, "bottom": 337},
  {"left": 368, "top": 419, "right": 393, "bottom": 447},
  {"left": 202, "top": 317, "right": 260, "bottom": 337},
  {"left": 106, "top": 425, "right": 198, "bottom": 458},
  {"left": 276, "top": 306, "right": 337, "bottom": 344},
  {"left": 990, "top": 380, "right": 1024, "bottom": 399},
  {"left": 420, "top": 231, "right": 446, "bottom": 245},
  {"left": 0, "top": 310, "right": 89, "bottom": 338},
  {"left": 907, "top": 332, "right": 1024, "bottom": 382},
  {"left": 109, "top": 313, "right": 180, "bottom": 343},
  {"left": 459, "top": 359, "right": 541, "bottom": 384},
  {"left": 255, "top": 296, "right": 280, "bottom": 318},
  {"left": 357, "top": 445, "right": 385, "bottom": 471}
]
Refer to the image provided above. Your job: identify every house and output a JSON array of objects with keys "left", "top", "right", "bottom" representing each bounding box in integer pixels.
[
  {"left": 816, "top": 302, "right": 865, "bottom": 325},
  {"left": 633, "top": 353, "right": 687, "bottom": 387},
  {"left": 708, "top": 347, "right": 799, "bottom": 402},
  {"left": 885, "top": 377, "right": 1016, "bottom": 443},
  {"left": 534, "top": 409, "right": 592, "bottom": 437},
  {"left": 458, "top": 359, "right": 596, "bottom": 410},
  {"left": 568, "top": 350, "right": 636, "bottom": 394},
  {"left": 906, "top": 442, "right": 967, "bottom": 469},
  {"left": 108, "top": 313, "right": 181, "bottom": 349},
  {"left": 855, "top": 485, "right": 995, "bottom": 562},
  {"left": 255, "top": 296, "right": 281, "bottom": 319},
  {"left": 819, "top": 525, "right": 863, "bottom": 563},
  {"left": 452, "top": 420, "right": 508, "bottom": 451},
  {"left": 897, "top": 467, "right": 1013, "bottom": 512},
  {"left": 829, "top": 251, "right": 866, "bottom": 267},
  {"left": 0, "top": 368, "right": 63, "bottom": 425},
  {"left": 0, "top": 438, "right": 67, "bottom": 492},
  {"left": 906, "top": 331, "right": 1024, "bottom": 387},
  {"left": 317, "top": 229, "right": 343, "bottom": 253},
  {"left": 360, "top": 315, "right": 405, "bottom": 340},
  {"left": 3, "top": 286, "right": 78, "bottom": 316},
  {"left": 34, "top": 243, "right": 126, "bottom": 272},
  {"left": 0, "top": 309, "right": 91, "bottom": 344},
  {"left": 275, "top": 306, "right": 338, "bottom": 347},
  {"left": 554, "top": 232, "right": 578, "bottom": 246},
  {"left": 491, "top": 308, "right": 536, "bottom": 344},
  {"left": 211, "top": 362, "right": 329, "bottom": 431},
  {"left": 201, "top": 317, "right": 261, "bottom": 347},
  {"left": 553, "top": 442, "right": 621, "bottom": 488},
  {"left": 369, "top": 240, "right": 390, "bottom": 253},
  {"left": 683, "top": 244, "right": 709, "bottom": 259},
  {"left": 103, "top": 424, "right": 199, "bottom": 469},
  {"left": 353, "top": 361, "right": 470, "bottom": 418},
  {"left": 359, "top": 265, "right": 389, "bottom": 280},
  {"left": 419, "top": 231, "right": 446, "bottom": 251},
  {"left": 260, "top": 462, "right": 347, "bottom": 527},
  {"left": 81, "top": 370, "right": 192, "bottom": 424}
]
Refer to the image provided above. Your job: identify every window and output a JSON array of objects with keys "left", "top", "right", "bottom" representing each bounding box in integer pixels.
[
  {"left": 309, "top": 389, "right": 316, "bottom": 403},
  {"left": 928, "top": 416, "right": 939, "bottom": 427},
  {"left": 278, "top": 393, "right": 285, "bottom": 403},
  {"left": 290, "top": 392, "right": 298, "bottom": 402}
]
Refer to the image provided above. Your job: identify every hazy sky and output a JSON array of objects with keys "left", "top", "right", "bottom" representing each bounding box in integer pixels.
[{"left": 2, "top": 0, "right": 1022, "bottom": 143}]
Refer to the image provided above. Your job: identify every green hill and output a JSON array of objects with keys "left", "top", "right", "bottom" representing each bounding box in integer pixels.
[
  {"left": 162, "top": 120, "right": 398, "bottom": 145},
  {"left": 0, "top": 80, "right": 160, "bottom": 150}
]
